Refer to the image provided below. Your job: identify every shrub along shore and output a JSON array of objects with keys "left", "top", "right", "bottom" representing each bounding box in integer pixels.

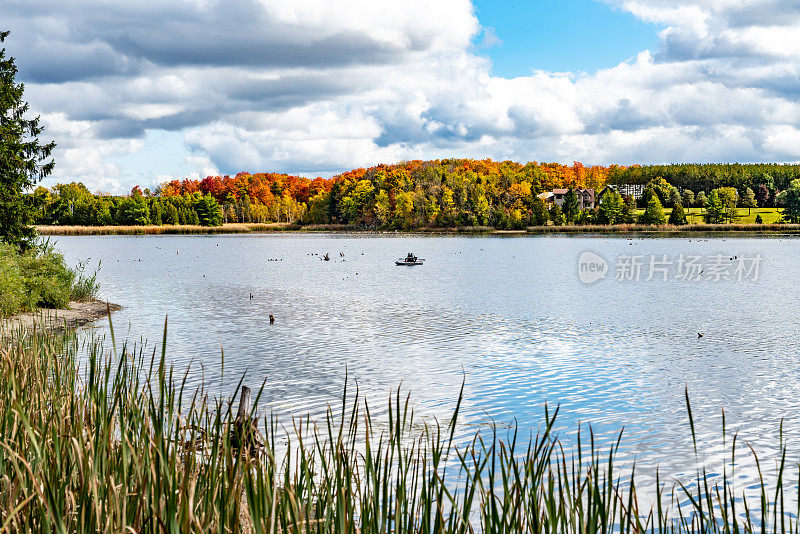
[
  {"left": 1, "top": 317, "right": 799, "bottom": 532},
  {"left": 35, "top": 221, "right": 800, "bottom": 236},
  {"left": 0, "top": 239, "right": 101, "bottom": 317}
]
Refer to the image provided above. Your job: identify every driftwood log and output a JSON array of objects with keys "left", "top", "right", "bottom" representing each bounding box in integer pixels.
[
  {"left": 231, "top": 386, "right": 262, "bottom": 453},
  {"left": 236, "top": 386, "right": 251, "bottom": 422}
]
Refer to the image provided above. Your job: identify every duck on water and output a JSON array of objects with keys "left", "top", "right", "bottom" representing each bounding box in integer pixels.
[{"left": 396, "top": 252, "right": 424, "bottom": 266}]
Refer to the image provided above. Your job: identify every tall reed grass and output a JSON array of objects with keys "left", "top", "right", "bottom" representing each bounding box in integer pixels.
[
  {"left": 526, "top": 223, "right": 800, "bottom": 233},
  {"left": 36, "top": 223, "right": 300, "bottom": 236},
  {"left": 36, "top": 222, "right": 800, "bottom": 236},
  {"left": 0, "top": 317, "right": 797, "bottom": 532}
]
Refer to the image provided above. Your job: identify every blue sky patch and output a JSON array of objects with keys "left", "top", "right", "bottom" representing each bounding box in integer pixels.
[{"left": 472, "top": 0, "right": 661, "bottom": 77}]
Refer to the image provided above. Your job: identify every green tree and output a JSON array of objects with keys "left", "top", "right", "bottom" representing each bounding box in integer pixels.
[
  {"left": 186, "top": 207, "right": 200, "bottom": 226},
  {"left": 549, "top": 204, "right": 565, "bottom": 226},
  {"left": 73, "top": 196, "right": 111, "bottom": 226},
  {"left": 780, "top": 179, "right": 800, "bottom": 223},
  {"left": 638, "top": 195, "right": 666, "bottom": 225},
  {"left": 682, "top": 189, "right": 695, "bottom": 208},
  {"left": 641, "top": 186, "right": 656, "bottom": 207},
  {"left": 742, "top": 187, "right": 757, "bottom": 215},
  {"left": 704, "top": 190, "right": 725, "bottom": 223},
  {"left": 696, "top": 191, "right": 707, "bottom": 209},
  {"left": 194, "top": 195, "right": 222, "bottom": 226},
  {"left": 531, "top": 198, "right": 548, "bottom": 226},
  {"left": 758, "top": 173, "right": 775, "bottom": 193},
  {"left": 0, "top": 31, "right": 56, "bottom": 249},
  {"left": 117, "top": 188, "right": 150, "bottom": 225},
  {"left": 306, "top": 192, "right": 329, "bottom": 224},
  {"left": 717, "top": 187, "right": 739, "bottom": 222},
  {"left": 619, "top": 196, "right": 636, "bottom": 224},
  {"left": 150, "top": 200, "right": 163, "bottom": 225},
  {"left": 669, "top": 201, "right": 687, "bottom": 225},
  {"left": 50, "top": 182, "right": 92, "bottom": 224},
  {"left": 493, "top": 208, "right": 509, "bottom": 229},
  {"left": 29, "top": 186, "right": 52, "bottom": 222},
  {"left": 563, "top": 189, "right": 579, "bottom": 223},
  {"left": 646, "top": 177, "right": 673, "bottom": 204},
  {"left": 756, "top": 183, "right": 770, "bottom": 207},
  {"left": 597, "top": 190, "right": 622, "bottom": 225},
  {"left": 340, "top": 179, "right": 374, "bottom": 224},
  {"left": 668, "top": 187, "right": 681, "bottom": 207},
  {"left": 163, "top": 203, "right": 179, "bottom": 225},
  {"left": 576, "top": 208, "right": 596, "bottom": 225}
]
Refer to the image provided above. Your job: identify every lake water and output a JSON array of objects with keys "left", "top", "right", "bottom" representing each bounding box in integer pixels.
[{"left": 54, "top": 233, "right": 800, "bottom": 491}]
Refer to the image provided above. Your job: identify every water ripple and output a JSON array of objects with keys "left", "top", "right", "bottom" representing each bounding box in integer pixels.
[{"left": 56, "top": 233, "right": 800, "bottom": 494}]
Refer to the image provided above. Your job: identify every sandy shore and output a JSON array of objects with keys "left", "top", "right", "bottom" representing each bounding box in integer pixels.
[{"left": 2, "top": 300, "right": 122, "bottom": 332}]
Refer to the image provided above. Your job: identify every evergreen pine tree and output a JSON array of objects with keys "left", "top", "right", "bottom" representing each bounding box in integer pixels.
[
  {"left": 704, "top": 190, "right": 725, "bottom": 223},
  {"left": 0, "top": 31, "right": 56, "bottom": 249},
  {"left": 669, "top": 201, "right": 687, "bottom": 225},
  {"left": 563, "top": 189, "right": 579, "bottom": 223},
  {"left": 598, "top": 191, "right": 622, "bottom": 225},
  {"left": 549, "top": 204, "right": 565, "bottom": 226},
  {"left": 638, "top": 195, "right": 666, "bottom": 225}
]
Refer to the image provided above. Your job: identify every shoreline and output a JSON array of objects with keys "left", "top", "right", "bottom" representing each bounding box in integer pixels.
[
  {"left": 36, "top": 222, "right": 800, "bottom": 236},
  {"left": 2, "top": 299, "right": 122, "bottom": 332}
]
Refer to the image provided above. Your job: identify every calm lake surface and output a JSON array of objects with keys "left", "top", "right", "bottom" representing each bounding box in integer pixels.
[{"left": 54, "top": 233, "right": 800, "bottom": 489}]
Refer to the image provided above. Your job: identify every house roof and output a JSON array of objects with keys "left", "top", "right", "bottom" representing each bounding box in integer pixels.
[{"left": 551, "top": 188, "right": 595, "bottom": 201}]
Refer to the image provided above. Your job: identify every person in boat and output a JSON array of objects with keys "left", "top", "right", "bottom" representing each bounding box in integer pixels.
[{"left": 405, "top": 252, "right": 417, "bottom": 262}]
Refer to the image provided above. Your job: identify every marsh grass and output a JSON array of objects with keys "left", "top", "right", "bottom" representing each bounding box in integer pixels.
[
  {"left": 1, "top": 317, "right": 798, "bottom": 532},
  {"left": 37, "top": 221, "right": 800, "bottom": 237},
  {"left": 69, "top": 259, "right": 100, "bottom": 302},
  {"left": 526, "top": 223, "right": 800, "bottom": 233},
  {"left": 36, "top": 223, "right": 299, "bottom": 235}
]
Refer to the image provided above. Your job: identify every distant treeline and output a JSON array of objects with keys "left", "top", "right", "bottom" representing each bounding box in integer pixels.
[
  {"left": 608, "top": 163, "right": 800, "bottom": 192},
  {"left": 29, "top": 159, "right": 800, "bottom": 229},
  {"left": 30, "top": 184, "right": 225, "bottom": 227}
]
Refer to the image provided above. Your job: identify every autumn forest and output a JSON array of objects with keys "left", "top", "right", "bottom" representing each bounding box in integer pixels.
[{"left": 29, "top": 159, "right": 800, "bottom": 230}]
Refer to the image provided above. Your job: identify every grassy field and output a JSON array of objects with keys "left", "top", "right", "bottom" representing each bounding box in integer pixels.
[
  {"left": 1, "top": 317, "right": 800, "bottom": 532},
  {"left": 634, "top": 207, "right": 785, "bottom": 225}
]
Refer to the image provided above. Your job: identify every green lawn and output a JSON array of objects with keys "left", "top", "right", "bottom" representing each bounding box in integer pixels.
[{"left": 633, "top": 207, "right": 783, "bottom": 224}]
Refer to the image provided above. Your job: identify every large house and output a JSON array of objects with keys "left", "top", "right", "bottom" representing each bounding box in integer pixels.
[
  {"left": 598, "top": 184, "right": 646, "bottom": 201},
  {"left": 549, "top": 188, "right": 596, "bottom": 210}
]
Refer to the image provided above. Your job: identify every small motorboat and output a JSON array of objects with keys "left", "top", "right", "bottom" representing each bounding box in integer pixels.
[{"left": 396, "top": 252, "right": 424, "bottom": 266}]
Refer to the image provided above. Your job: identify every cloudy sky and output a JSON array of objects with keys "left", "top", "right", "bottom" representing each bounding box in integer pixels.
[{"left": 3, "top": 0, "right": 800, "bottom": 193}]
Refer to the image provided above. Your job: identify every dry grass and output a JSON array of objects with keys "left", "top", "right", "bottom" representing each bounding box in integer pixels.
[
  {"left": 525, "top": 222, "right": 800, "bottom": 234},
  {"left": 35, "top": 221, "right": 800, "bottom": 236},
  {"left": 36, "top": 223, "right": 299, "bottom": 235}
]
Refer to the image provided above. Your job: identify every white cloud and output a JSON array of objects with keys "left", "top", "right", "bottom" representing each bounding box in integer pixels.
[
  {"left": 3, "top": 0, "right": 800, "bottom": 193},
  {"left": 763, "top": 126, "right": 800, "bottom": 161}
]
